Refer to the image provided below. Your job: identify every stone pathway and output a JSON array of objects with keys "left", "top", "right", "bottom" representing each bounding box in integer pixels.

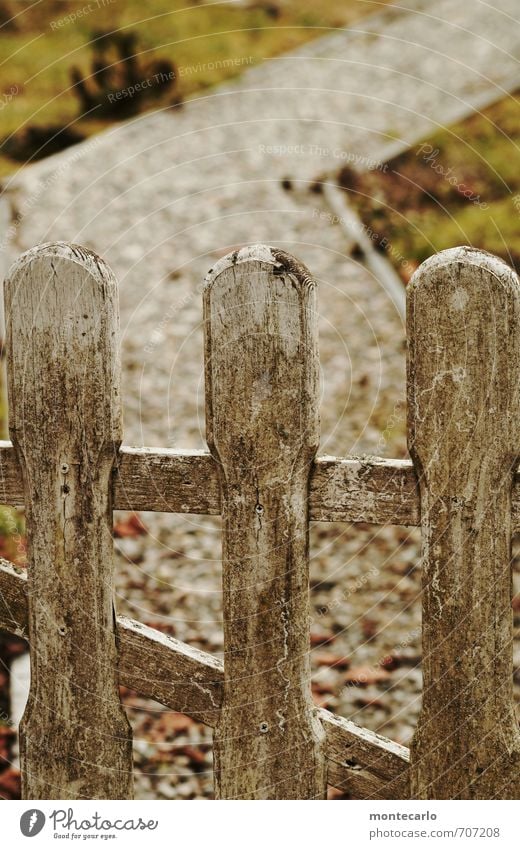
[{"left": 3, "top": 0, "right": 520, "bottom": 799}]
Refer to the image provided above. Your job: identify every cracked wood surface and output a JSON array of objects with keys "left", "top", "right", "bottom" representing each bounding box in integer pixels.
[
  {"left": 408, "top": 247, "right": 520, "bottom": 799},
  {"left": 5, "top": 243, "right": 133, "bottom": 799},
  {"left": 3, "top": 438, "right": 520, "bottom": 530},
  {"left": 3, "top": 240, "right": 519, "bottom": 800},
  {"left": 3, "top": 438, "right": 520, "bottom": 528},
  {"left": 204, "top": 245, "right": 327, "bottom": 799},
  {"left": 0, "top": 559, "right": 410, "bottom": 798}
]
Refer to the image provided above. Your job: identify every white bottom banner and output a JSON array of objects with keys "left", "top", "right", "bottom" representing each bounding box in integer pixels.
[{"left": 2, "top": 799, "right": 518, "bottom": 849}]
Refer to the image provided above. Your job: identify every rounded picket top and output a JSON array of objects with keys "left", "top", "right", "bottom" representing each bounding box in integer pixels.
[
  {"left": 204, "top": 243, "right": 315, "bottom": 294},
  {"left": 203, "top": 243, "right": 319, "bottom": 461}
]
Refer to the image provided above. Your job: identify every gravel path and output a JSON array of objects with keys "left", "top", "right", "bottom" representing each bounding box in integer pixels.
[{"left": 4, "top": 0, "right": 520, "bottom": 799}]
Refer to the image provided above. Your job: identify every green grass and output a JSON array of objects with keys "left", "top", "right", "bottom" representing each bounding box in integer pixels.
[
  {"left": 338, "top": 90, "right": 520, "bottom": 279},
  {"left": 0, "top": 0, "right": 393, "bottom": 553},
  {"left": 0, "top": 0, "right": 394, "bottom": 177}
]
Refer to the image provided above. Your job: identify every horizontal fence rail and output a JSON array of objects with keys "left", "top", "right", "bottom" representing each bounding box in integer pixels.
[{"left": 0, "top": 241, "right": 518, "bottom": 800}]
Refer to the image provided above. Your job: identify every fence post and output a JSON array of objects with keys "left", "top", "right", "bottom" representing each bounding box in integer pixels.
[
  {"left": 5, "top": 242, "right": 133, "bottom": 799},
  {"left": 204, "top": 245, "right": 326, "bottom": 799},
  {"left": 407, "top": 246, "right": 520, "bottom": 799}
]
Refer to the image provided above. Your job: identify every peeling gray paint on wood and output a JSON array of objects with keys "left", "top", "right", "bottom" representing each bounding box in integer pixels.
[
  {"left": 322, "top": 709, "right": 410, "bottom": 799},
  {"left": 3, "top": 239, "right": 519, "bottom": 801},
  {"left": 0, "top": 558, "right": 409, "bottom": 798},
  {"left": 0, "top": 441, "right": 421, "bottom": 524},
  {"left": 204, "top": 246, "right": 327, "bottom": 799},
  {"left": 408, "top": 246, "right": 520, "bottom": 799},
  {"left": 5, "top": 243, "right": 133, "bottom": 799}
]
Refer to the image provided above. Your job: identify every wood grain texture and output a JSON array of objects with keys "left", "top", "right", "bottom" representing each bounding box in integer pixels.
[
  {"left": 0, "top": 560, "right": 221, "bottom": 726},
  {"left": 0, "top": 558, "right": 28, "bottom": 640},
  {"left": 321, "top": 709, "right": 410, "bottom": 799},
  {"left": 5, "top": 239, "right": 519, "bottom": 802},
  {"left": 114, "top": 446, "right": 221, "bottom": 514},
  {"left": 205, "top": 245, "right": 327, "bottom": 799},
  {"left": 5, "top": 243, "right": 133, "bottom": 799},
  {"left": 9, "top": 441, "right": 520, "bottom": 529},
  {"left": 310, "top": 455, "right": 419, "bottom": 525},
  {"left": 0, "top": 559, "right": 410, "bottom": 798},
  {"left": 116, "top": 615, "right": 222, "bottom": 726},
  {"left": 408, "top": 247, "right": 520, "bottom": 799}
]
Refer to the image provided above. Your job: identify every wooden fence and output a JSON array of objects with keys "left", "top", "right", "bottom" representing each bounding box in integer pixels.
[{"left": 0, "top": 241, "right": 519, "bottom": 800}]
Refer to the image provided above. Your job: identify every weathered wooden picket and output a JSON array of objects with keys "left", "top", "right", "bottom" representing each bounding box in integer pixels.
[{"left": 0, "top": 241, "right": 519, "bottom": 800}]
